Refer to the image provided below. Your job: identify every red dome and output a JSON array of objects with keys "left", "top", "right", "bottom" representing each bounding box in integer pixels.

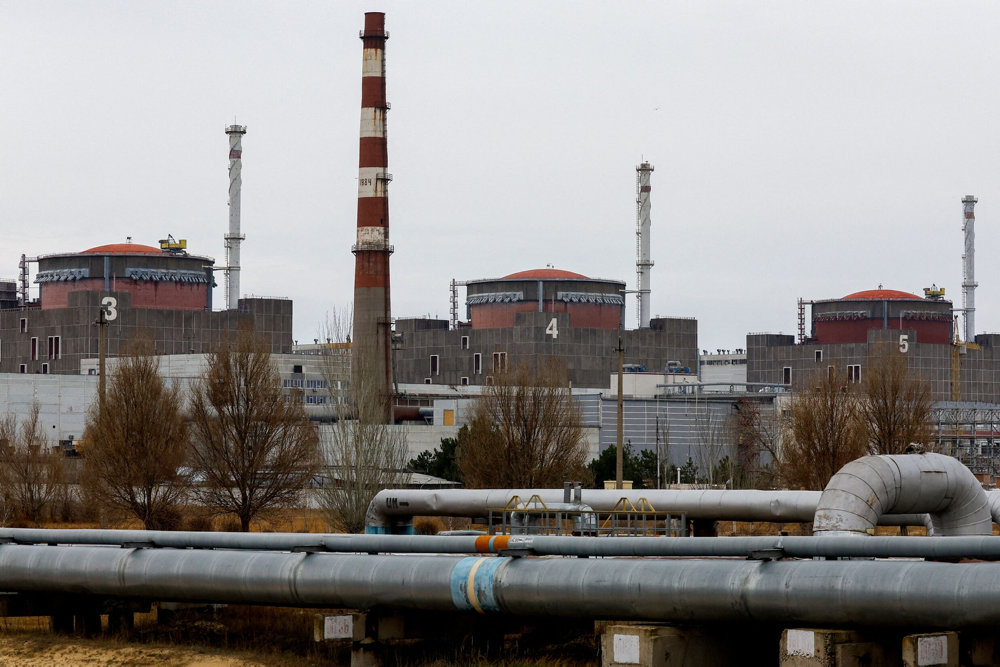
[
  {"left": 502, "top": 268, "right": 588, "bottom": 280},
  {"left": 842, "top": 289, "right": 921, "bottom": 300},
  {"left": 82, "top": 243, "right": 162, "bottom": 255}
]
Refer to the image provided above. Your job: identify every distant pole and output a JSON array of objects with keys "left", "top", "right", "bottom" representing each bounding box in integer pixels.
[
  {"left": 97, "top": 308, "right": 107, "bottom": 407},
  {"left": 961, "top": 194, "right": 978, "bottom": 343},
  {"left": 635, "top": 161, "right": 654, "bottom": 328},
  {"left": 225, "top": 123, "right": 247, "bottom": 311},
  {"left": 616, "top": 336, "right": 624, "bottom": 490}
]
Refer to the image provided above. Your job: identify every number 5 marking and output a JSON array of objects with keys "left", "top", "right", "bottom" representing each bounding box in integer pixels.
[{"left": 898, "top": 333, "right": 908, "bottom": 354}]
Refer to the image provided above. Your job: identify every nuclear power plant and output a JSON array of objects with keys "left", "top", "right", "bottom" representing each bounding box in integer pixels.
[{"left": 5, "top": 11, "right": 1000, "bottom": 665}]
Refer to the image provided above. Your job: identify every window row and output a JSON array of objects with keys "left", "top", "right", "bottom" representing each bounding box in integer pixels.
[
  {"left": 24, "top": 337, "right": 61, "bottom": 362},
  {"left": 428, "top": 351, "right": 507, "bottom": 377}
]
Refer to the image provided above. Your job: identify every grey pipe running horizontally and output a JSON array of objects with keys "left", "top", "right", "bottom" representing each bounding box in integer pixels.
[
  {"left": 364, "top": 488, "right": 928, "bottom": 533},
  {"left": 3, "top": 545, "right": 1000, "bottom": 627},
  {"left": 813, "top": 453, "right": 993, "bottom": 536},
  {"left": 365, "top": 489, "right": 819, "bottom": 533},
  {"left": 6, "top": 529, "right": 1000, "bottom": 560}
]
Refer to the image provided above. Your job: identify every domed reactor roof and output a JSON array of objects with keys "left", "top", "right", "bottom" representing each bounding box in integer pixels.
[
  {"left": 810, "top": 286, "right": 952, "bottom": 345},
  {"left": 842, "top": 288, "right": 921, "bottom": 300},
  {"left": 502, "top": 268, "right": 589, "bottom": 280},
  {"left": 82, "top": 243, "right": 164, "bottom": 255},
  {"left": 465, "top": 268, "right": 624, "bottom": 329},
  {"left": 37, "top": 240, "right": 214, "bottom": 311}
]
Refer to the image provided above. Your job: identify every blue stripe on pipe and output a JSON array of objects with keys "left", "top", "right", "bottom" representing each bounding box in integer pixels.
[
  {"left": 365, "top": 526, "right": 390, "bottom": 534},
  {"left": 450, "top": 557, "right": 508, "bottom": 613}
]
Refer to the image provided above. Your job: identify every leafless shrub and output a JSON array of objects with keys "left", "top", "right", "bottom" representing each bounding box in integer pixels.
[
  {"left": 187, "top": 325, "right": 320, "bottom": 531},
  {"left": 779, "top": 366, "right": 867, "bottom": 490},
  {"left": 318, "top": 343, "right": 407, "bottom": 533},
  {"left": 82, "top": 335, "right": 189, "bottom": 530},
  {"left": 459, "top": 358, "right": 588, "bottom": 488},
  {"left": 0, "top": 403, "right": 65, "bottom": 526},
  {"left": 860, "top": 344, "right": 933, "bottom": 455}
]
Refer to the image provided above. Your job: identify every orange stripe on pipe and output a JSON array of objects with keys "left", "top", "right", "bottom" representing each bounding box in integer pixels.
[
  {"left": 474, "top": 536, "right": 492, "bottom": 553},
  {"left": 490, "top": 536, "right": 510, "bottom": 552}
]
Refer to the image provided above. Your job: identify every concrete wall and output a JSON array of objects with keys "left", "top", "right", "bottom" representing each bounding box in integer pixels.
[
  {"left": 395, "top": 313, "right": 697, "bottom": 389},
  {"left": 747, "top": 329, "right": 1000, "bottom": 402},
  {"left": 0, "top": 293, "right": 292, "bottom": 376}
]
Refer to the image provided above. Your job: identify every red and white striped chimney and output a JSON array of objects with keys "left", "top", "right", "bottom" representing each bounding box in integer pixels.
[{"left": 352, "top": 12, "right": 394, "bottom": 418}]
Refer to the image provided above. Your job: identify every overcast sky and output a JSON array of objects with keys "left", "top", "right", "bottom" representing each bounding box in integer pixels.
[{"left": 4, "top": 2, "right": 1000, "bottom": 353}]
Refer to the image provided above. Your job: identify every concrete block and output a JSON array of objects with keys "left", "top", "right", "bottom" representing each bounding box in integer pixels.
[
  {"left": 780, "top": 628, "right": 861, "bottom": 666},
  {"left": 961, "top": 632, "right": 998, "bottom": 666},
  {"left": 600, "top": 624, "right": 735, "bottom": 666},
  {"left": 314, "top": 612, "right": 366, "bottom": 643},
  {"left": 376, "top": 613, "right": 406, "bottom": 641},
  {"left": 835, "top": 641, "right": 892, "bottom": 667},
  {"left": 902, "top": 632, "right": 958, "bottom": 667}
]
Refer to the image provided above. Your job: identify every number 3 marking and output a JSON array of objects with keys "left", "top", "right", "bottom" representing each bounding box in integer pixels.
[{"left": 102, "top": 296, "right": 118, "bottom": 322}]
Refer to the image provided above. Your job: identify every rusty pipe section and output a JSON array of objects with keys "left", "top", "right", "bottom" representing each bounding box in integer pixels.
[
  {"left": 4, "top": 545, "right": 1000, "bottom": 627},
  {"left": 813, "top": 453, "right": 992, "bottom": 536},
  {"left": 364, "top": 488, "right": 925, "bottom": 534},
  {"left": 8, "top": 529, "right": 1000, "bottom": 559}
]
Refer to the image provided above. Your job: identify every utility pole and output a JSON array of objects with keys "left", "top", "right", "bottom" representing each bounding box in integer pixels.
[
  {"left": 616, "top": 336, "right": 624, "bottom": 490},
  {"left": 97, "top": 308, "right": 107, "bottom": 408},
  {"left": 95, "top": 296, "right": 118, "bottom": 409}
]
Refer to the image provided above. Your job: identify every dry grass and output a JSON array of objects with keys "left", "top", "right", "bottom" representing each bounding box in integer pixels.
[{"left": 0, "top": 605, "right": 598, "bottom": 665}]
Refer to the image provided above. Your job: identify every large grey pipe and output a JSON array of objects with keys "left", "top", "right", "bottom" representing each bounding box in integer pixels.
[
  {"left": 813, "top": 453, "right": 992, "bottom": 536},
  {"left": 364, "top": 488, "right": 923, "bottom": 533},
  {"left": 4, "top": 545, "right": 1000, "bottom": 627},
  {"left": 7, "top": 529, "right": 1000, "bottom": 560}
]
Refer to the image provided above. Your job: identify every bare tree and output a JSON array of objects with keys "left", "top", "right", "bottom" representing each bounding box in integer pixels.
[
  {"left": 779, "top": 366, "right": 867, "bottom": 490},
  {"left": 316, "top": 308, "right": 407, "bottom": 533},
  {"left": 82, "top": 336, "right": 188, "bottom": 529},
  {"left": 694, "top": 407, "right": 733, "bottom": 485},
  {"left": 0, "top": 404, "right": 65, "bottom": 527},
  {"left": 860, "top": 345, "right": 933, "bottom": 455},
  {"left": 187, "top": 325, "right": 320, "bottom": 531},
  {"left": 728, "top": 399, "right": 780, "bottom": 489},
  {"left": 459, "top": 358, "right": 588, "bottom": 488},
  {"left": 318, "top": 353, "right": 408, "bottom": 533}
]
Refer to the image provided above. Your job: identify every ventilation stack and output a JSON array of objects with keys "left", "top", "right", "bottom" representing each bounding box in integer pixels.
[
  {"left": 225, "top": 124, "right": 247, "bottom": 310},
  {"left": 962, "top": 194, "right": 978, "bottom": 343},
  {"left": 352, "top": 12, "right": 394, "bottom": 420},
  {"left": 635, "top": 161, "right": 654, "bottom": 328}
]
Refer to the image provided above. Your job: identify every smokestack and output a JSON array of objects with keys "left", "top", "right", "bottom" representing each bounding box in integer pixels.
[
  {"left": 352, "top": 12, "right": 393, "bottom": 419},
  {"left": 962, "top": 194, "right": 978, "bottom": 343},
  {"left": 636, "top": 161, "right": 654, "bottom": 328},
  {"left": 225, "top": 124, "right": 247, "bottom": 310}
]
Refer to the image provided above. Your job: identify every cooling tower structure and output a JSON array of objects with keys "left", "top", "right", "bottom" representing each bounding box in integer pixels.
[
  {"left": 352, "top": 12, "right": 394, "bottom": 418},
  {"left": 635, "top": 161, "right": 654, "bottom": 328},
  {"left": 962, "top": 194, "right": 978, "bottom": 343},
  {"left": 225, "top": 124, "right": 247, "bottom": 310}
]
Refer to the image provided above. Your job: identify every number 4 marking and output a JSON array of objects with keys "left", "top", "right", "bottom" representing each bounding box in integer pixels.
[{"left": 545, "top": 317, "right": 558, "bottom": 339}]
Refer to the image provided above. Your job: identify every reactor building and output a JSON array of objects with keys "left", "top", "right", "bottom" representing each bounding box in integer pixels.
[
  {"left": 748, "top": 196, "right": 1000, "bottom": 403},
  {"left": 0, "top": 238, "right": 291, "bottom": 376},
  {"left": 394, "top": 267, "right": 697, "bottom": 389}
]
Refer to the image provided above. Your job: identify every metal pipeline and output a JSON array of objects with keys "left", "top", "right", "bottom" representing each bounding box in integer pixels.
[
  {"left": 364, "top": 488, "right": 925, "bottom": 533},
  {"left": 988, "top": 488, "right": 1000, "bottom": 524},
  {"left": 6, "top": 529, "right": 1000, "bottom": 559},
  {"left": 3, "top": 545, "right": 1000, "bottom": 627},
  {"left": 813, "top": 453, "right": 992, "bottom": 536}
]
